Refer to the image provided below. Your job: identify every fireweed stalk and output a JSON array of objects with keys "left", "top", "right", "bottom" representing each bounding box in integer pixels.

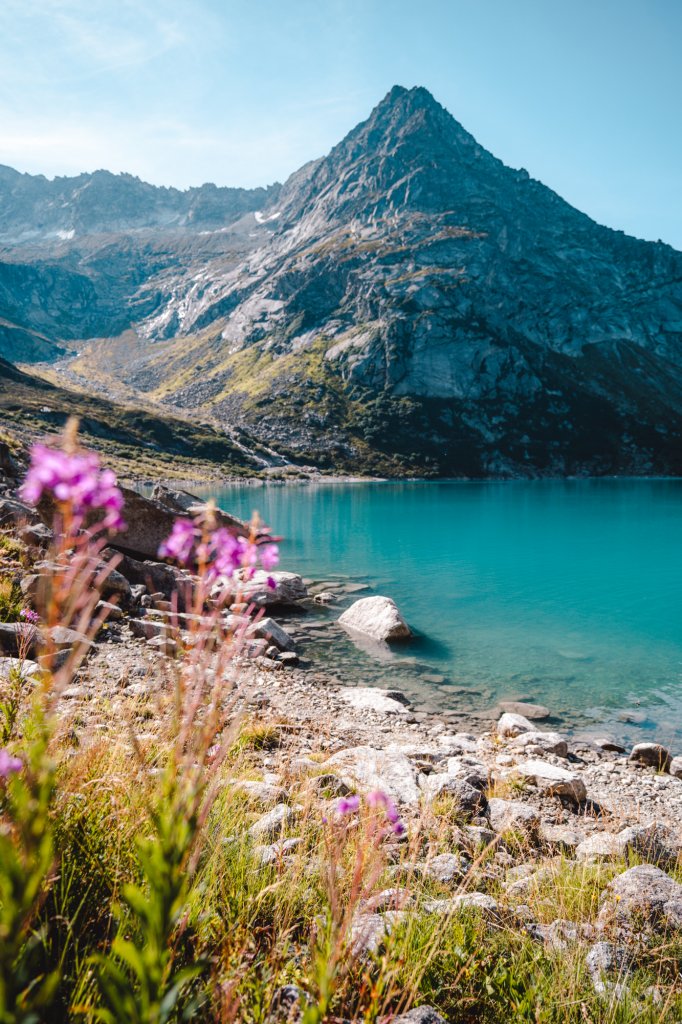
[{"left": 18, "top": 418, "right": 127, "bottom": 692}]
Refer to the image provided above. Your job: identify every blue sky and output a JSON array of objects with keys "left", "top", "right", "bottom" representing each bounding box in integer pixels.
[{"left": 0, "top": 0, "right": 680, "bottom": 247}]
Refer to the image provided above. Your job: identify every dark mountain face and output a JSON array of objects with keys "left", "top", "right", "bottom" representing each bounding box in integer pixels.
[{"left": 1, "top": 85, "right": 681, "bottom": 476}]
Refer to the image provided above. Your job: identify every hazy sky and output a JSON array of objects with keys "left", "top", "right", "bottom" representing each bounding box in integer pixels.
[{"left": 0, "top": 0, "right": 680, "bottom": 247}]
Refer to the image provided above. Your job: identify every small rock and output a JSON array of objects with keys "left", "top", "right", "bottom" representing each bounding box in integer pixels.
[
  {"left": 629, "top": 742, "right": 672, "bottom": 772},
  {"left": 598, "top": 864, "right": 682, "bottom": 931},
  {"left": 575, "top": 833, "right": 627, "bottom": 863},
  {"left": 254, "top": 838, "right": 302, "bottom": 866},
  {"left": 248, "top": 617, "right": 296, "bottom": 653},
  {"left": 616, "top": 822, "right": 682, "bottom": 869},
  {"left": 423, "top": 892, "right": 499, "bottom": 917},
  {"left": 249, "top": 804, "right": 297, "bottom": 841},
  {"left": 487, "top": 798, "right": 540, "bottom": 835},
  {"left": 313, "top": 591, "right": 337, "bottom": 605},
  {"left": 390, "top": 1008, "right": 447, "bottom": 1024},
  {"left": 232, "top": 780, "right": 288, "bottom": 806},
  {"left": 508, "top": 731, "right": 568, "bottom": 758},
  {"left": 421, "top": 853, "right": 464, "bottom": 884},
  {"left": 496, "top": 712, "right": 533, "bottom": 738},
  {"left": 338, "top": 687, "right": 409, "bottom": 716},
  {"left": 324, "top": 746, "right": 420, "bottom": 805},
  {"left": 540, "top": 824, "right": 584, "bottom": 853},
  {"left": 420, "top": 775, "right": 487, "bottom": 814},
  {"left": 670, "top": 756, "right": 682, "bottom": 779},
  {"left": 268, "top": 984, "right": 306, "bottom": 1022},
  {"left": 512, "top": 760, "right": 586, "bottom": 802},
  {"left": 0, "top": 656, "right": 41, "bottom": 681},
  {"left": 585, "top": 941, "right": 631, "bottom": 999}
]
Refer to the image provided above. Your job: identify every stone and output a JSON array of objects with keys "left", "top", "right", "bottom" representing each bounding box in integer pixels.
[
  {"left": 0, "top": 656, "right": 41, "bottom": 681},
  {"left": 338, "top": 687, "right": 409, "bottom": 716},
  {"left": 575, "top": 833, "right": 627, "bottom": 863},
  {"left": 540, "top": 824, "right": 584, "bottom": 853},
  {"left": 629, "top": 742, "right": 672, "bottom": 772},
  {"left": 420, "top": 774, "right": 487, "bottom": 813},
  {"left": 338, "top": 596, "right": 412, "bottom": 643},
  {"left": 423, "top": 892, "right": 499, "bottom": 917},
  {"left": 487, "top": 798, "right": 540, "bottom": 835},
  {"left": 248, "top": 618, "right": 296, "bottom": 652},
  {"left": 598, "top": 864, "right": 682, "bottom": 930},
  {"left": 670, "top": 756, "right": 682, "bottom": 780},
  {"left": 421, "top": 853, "right": 464, "bottom": 884},
  {"left": 463, "top": 825, "right": 497, "bottom": 849},
  {"left": 616, "top": 822, "right": 682, "bottom": 870},
  {"left": 114, "top": 552, "right": 191, "bottom": 607},
  {"left": 249, "top": 804, "right": 297, "bottom": 841},
  {"left": 390, "top": 1008, "right": 447, "bottom": 1024},
  {"left": 589, "top": 735, "right": 627, "bottom": 753},
  {"left": 232, "top": 780, "right": 288, "bottom": 806},
  {"left": 0, "top": 497, "right": 40, "bottom": 527},
  {"left": 129, "top": 618, "right": 170, "bottom": 641},
  {"left": 313, "top": 591, "right": 337, "bottom": 605},
  {"left": 324, "top": 746, "right": 420, "bottom": 805},
  {"left": 445, "top": 757, "right": 489, "bottom": 791},
  {"left": 496, "top": 712, "right": 533, "bottom": 738},
  {"left": 242, "top": 571, "right": 308, "bottom": 608},
  {"left": 254, "top": 838, "right": 302, "bottom": 866},
  {"left": 0, "top": 621, "right": 44, "bottom": 657},
  {"left": 585, "top": 941, "right": 631, "bottom": 999},
  {"left": 96, "top": 601, "right": 124, "bottom": 623},
  {"left": 508, "top": 731, "right": 568, "bottom": 758},
  {"left": 512, "top": 760, "right": 587, "bottom": 802},
  {"left": 268, "top": 983, "right": 306, "bottom": 1022},
  {"left": 350, "top": 913, "right": 390, "bottom": 956},
  {"left": 498, "top": 701, "right": 550, "bottom": 720}
]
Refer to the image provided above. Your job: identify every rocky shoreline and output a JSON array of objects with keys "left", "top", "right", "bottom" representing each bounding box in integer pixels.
[{"left": 2, "top": 456, "right": 682, "bottom": 1016}]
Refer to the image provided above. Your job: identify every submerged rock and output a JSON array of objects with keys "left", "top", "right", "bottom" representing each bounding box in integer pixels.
[
  {"left": 338, "top": 686, "right": 409, "bottom": 715},
  {"left": 338, "top": 596, "right": 412, "bottom": 643}
]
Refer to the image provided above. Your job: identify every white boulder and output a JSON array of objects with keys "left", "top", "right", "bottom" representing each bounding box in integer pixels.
[{"left": 338, "top": 596, "right": 412, "bottom": 643}]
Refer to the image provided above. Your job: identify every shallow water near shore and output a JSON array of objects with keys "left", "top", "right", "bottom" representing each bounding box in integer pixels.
[{"left": 209, "top": 479, "right": 682, "bottom": 748}]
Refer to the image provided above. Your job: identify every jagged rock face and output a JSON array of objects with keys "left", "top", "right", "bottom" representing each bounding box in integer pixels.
[{"left": 1, "top": 86, "right": 682, "bottom": 476}]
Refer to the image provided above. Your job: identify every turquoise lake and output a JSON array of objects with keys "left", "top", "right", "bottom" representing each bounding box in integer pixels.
[{"left": 210, "top": 479, "right": 682, "bottom": 747}]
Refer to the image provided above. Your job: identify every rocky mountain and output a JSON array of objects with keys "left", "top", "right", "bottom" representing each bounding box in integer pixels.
[{"left": 2, "top": 85, "right": 682, "bottom": 476}]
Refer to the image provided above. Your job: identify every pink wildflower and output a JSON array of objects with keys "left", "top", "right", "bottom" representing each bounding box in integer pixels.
[
  {"left": 20, "top": 444, "right": 125, "bottom": 531},
  {"left": 158, "top": 518, "right": 198, "bottom": 564},
  {"left": 366, "top": 789, "right": 404, "bottom": 834},
  {"left": 0, "top": 749, "right": 22, "bottom": 778},
  {"left": 19, "top": 609, "right": 39, "bottom": 624},
  {"left": 337, "top": 794, "right": 361, "bottom": 816},
  {"left": 259, "top": 544, "right": 279, "bottom": 571}
]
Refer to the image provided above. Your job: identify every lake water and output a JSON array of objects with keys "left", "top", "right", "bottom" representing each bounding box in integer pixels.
[{"left": 210, "top": 479, "right": 682, "bottom": 748}]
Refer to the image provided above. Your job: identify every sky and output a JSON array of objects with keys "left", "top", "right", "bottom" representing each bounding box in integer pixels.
[{"left": 0, "top": 0, "right": 680, "bottom": 247}]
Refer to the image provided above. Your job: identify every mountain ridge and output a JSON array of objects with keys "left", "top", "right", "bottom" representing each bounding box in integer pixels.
[{"left": 1, "top": 85, "right": 681, "bottom": 477}]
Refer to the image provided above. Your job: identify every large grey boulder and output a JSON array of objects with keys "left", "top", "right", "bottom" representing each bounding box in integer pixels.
[
  {"left": 576, "top": 833, "right": 627, "bottom": 863},
  {"left": 324, "top": 745, "right": 420, "bottom": 805},
  {"left": 512, "top": 760, "right": 586, "bottom": 802},
  {"left": 616, "top": 822, "right": 682, "bottom": 870},
  {"left": 338, "top": 596, "right": 412, "bottom": 643},
  {"left": 598, "top": 864, "right": 682, "bottom": 931}
]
